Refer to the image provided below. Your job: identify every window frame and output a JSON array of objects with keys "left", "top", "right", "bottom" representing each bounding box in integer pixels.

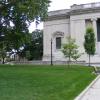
[{"left": 56, "top": 37, "right": 62, "bottom": 50}]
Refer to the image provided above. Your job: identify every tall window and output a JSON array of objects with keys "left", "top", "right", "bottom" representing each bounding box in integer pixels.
[
  {"left": 97, "top": 19, "right": 100, "bottom": 42},
  {"left": 56, "top": 37, "right": 61, "bottom": 49}
]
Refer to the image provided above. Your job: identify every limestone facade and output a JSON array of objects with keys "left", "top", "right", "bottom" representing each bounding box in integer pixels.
[{"left": 43, "top": 2, "right": 100, "bottom": 63}]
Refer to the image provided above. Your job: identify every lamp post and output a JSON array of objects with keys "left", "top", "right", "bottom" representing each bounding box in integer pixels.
[{"left": 51, "top": 38, "right": 53, "bottom": 66}]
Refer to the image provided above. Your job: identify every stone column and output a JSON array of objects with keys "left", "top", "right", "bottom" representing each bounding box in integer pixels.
[
  {"left": 92, "top": 18, "right": 98, "bottom": 54},
  {"left": 92, "top": 18, "right": 97, "bottom": 41}
]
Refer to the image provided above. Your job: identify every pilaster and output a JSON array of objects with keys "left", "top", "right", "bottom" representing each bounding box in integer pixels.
[{"left": 92, "top": 18, "right": 97, "bottom": 42}]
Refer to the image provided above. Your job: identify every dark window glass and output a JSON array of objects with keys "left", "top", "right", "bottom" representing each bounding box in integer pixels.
[
  {"left": 97, "top": 19, "right": 100, "bottom": 42},
  {"left": 56, "top": 37, "right": 61, "bottom": 49}
]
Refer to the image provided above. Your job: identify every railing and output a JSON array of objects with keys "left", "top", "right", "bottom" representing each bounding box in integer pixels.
[{"left": 71, "top": 2, "right": 100, "bottom": 10}]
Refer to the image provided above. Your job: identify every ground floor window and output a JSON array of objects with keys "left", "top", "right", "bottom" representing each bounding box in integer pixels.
[
  {"left": 97, "top": 19, "right": 100, "bottom": 42},
  {"left": 56, "top": 37, "right": 61, "bottom": 49}
]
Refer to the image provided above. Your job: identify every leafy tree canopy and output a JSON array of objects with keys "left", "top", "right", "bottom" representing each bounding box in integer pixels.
[
  {"left": 0, "top": 0, "right": 50, "bottom": 63},
  {"left": 62, "top": 36, "right": 81, "bottom": 65},
  {"left": 84, "top": 27, "right": 96, "bottom": 66},
  {"left": 20, "top": 29, "right": 43, "bottom": 60},
  {"left": 0, "top": 0, "right": 50, "bottom": 45},
  {"left": 84, "top": 27, "right": 96, "bottom": 55}
]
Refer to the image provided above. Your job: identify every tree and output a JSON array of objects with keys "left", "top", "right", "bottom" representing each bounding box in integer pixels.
[
  {"left": 71, "top": 50, "right": 82, "bottom": 63},
  {"left": 25, "top": 51, "right": 31, "bottom": 60},
  {"left": 31, "top": 29, "right": 43, "bottom": 60},
  {"left": 0, "top": 0, "right": 50, "bottom": 63},
  {"left": 0, "top": 34, "right": 7, "bottom": 64},
  {"left": 62, "top": 36, "right": 81, "bottom": 66},
  {"left": 0, "top": 48, "right": 6, "bottom": 64},
  {"left": 21, "top": 29, "right": 43, "bottom": 60},
  {"left": 84, "top": 27, "right": 96, "bottom": 66}
]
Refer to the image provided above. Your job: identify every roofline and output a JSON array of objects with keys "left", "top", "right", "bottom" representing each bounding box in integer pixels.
[{"left": 45, "top": 2, "right": 100, "bottom": 21}]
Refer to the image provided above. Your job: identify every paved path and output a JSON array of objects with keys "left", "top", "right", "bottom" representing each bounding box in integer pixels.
[{"left": 75, "top": 75, "right": 100, "bottom": 100}]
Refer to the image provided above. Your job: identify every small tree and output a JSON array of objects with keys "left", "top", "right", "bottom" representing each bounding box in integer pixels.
[
  {"left": 84, "top": 27, "right": 96, "bottom": 66},
  {"left": 62, "top": 36, "right": 81, "bottom": 66},
  {"left": 72, "top": 50, "right": 83, "bottom": 63}
]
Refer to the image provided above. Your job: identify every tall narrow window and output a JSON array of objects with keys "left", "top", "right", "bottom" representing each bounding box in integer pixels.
[
  {"left": 56, "top": 37, "right": 61, "bottom": 49},
  {"left": 97, "top": 19, "right": 100, "bottom": 42}
]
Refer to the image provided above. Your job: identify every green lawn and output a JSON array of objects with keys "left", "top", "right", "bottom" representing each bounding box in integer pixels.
[{"left": 0, "top": 65, "right": 96, "bottom": 100}]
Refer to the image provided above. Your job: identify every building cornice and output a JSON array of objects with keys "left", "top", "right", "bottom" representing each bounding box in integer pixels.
[
  {"left": 45, "top": 9, "right": 70, "bottom": 21},
  {"left": 45, "top": 14, "right": 70, "bottom": 21},
  {"left": 70, "top": 7, "right": 100, "bottom": 15},
  {"left": 45, "top": 2, "right": 100, "bottom": 21}
]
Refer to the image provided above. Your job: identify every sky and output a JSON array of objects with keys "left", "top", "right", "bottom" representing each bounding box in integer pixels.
[
  {"left": 29, "top": 0, "right": 100, "bottom": 32},
  {"left": 49, "top": 0, "right": 100, "bottom": 11}
]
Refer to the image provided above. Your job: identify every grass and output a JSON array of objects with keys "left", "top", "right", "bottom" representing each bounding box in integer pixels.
[{"left": 0, "top": 65, "right": 96, "bottom": 100}]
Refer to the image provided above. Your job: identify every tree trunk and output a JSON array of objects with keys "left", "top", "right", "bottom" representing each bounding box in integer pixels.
[
  {"left": 14, "top": 54, "right": 15, "bottom": 61},
  {"left": 68, "top": 56, "right": 71, "bottom": 67},
  {"left": 89, "top": 54, "right": 91, "bottom": 66},
  {"left": 2, "top": 57, "right": 5, "bottom": 64}
]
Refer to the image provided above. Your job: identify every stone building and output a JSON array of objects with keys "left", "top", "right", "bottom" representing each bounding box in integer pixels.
[{"left": 43, "top": 2, "right": 100, "bottom": 63}]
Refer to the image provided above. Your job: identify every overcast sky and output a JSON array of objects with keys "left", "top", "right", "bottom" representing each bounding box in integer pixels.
[
  {"left": 49, "top": 0, "right": 100, "bottom": 11},
  {"left": 29, "top": 0, "right": 100, "bottom": 32}
]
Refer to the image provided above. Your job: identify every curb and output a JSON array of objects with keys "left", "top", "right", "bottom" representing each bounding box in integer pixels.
[{"left": 74, "top": 75, "right": 100, "bottom": 100}]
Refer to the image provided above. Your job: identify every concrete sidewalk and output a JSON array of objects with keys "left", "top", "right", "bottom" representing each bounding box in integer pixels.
[{"left": 75, "top": 75, "right": 100, "bottom": 100}]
